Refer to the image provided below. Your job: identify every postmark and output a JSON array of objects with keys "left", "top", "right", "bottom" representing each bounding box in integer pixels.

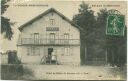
[{"left": 106, "top": 10, "right": 125, "bottom": 36}]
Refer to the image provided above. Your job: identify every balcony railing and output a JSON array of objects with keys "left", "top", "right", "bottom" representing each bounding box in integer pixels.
[{"left": 18, "top": 38, "right": 80, "bottom": 46}]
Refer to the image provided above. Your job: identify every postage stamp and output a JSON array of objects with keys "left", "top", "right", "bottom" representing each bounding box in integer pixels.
[{"left": 106, "top": 10, "right": 125, "bottom": 36}]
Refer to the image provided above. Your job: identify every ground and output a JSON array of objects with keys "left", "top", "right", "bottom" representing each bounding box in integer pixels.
[
  {"left": 1, "top": 64, "right": 126, "bottom": 80},
  {"left": 21, "top": 64, "right": 126, "bottom": 80}
]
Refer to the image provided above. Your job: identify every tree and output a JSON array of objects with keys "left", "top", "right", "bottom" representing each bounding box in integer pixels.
[
  {"left": 96, "top": 9, "right": 127, "bottom": 67},
  {"left": 73, "top": 2, "right": 96, "bottom": 65},
  {"left": 94, "top": 9, "right": 108, "bottom": 62},
  {"left": 106, "top": 28, "right": 127, "bottom": 67},
  {"left": 73, "top": 2, "right": 127, "bottom": 66},
  {"left": 96, "top": 9, "right": 108, "bottom": 41},
  {"left": 1, "top": 0, "right": 13, "bottom": 40}
]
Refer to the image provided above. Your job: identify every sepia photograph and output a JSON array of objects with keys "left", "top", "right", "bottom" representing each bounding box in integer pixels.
[{"left": 0, "top": 0, "right": 127, "bottom": 80}]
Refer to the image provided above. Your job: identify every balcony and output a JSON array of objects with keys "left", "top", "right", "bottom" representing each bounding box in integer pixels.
[{"left": 17, "top": 38, "right": 80, "bottom": 46}]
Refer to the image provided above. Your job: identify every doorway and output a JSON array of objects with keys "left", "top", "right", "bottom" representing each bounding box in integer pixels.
[
  {"left": 45, "top": 48, "right": 58, "bottom": 64},
  {"left": 48, "top": 48, "right": 53, "bottom": 56},
  {"left": 45, "top": 48, "right": 53, "bottom": 64}
]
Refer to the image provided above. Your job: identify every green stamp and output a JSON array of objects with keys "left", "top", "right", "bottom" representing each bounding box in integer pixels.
[{"left": 106, "top": 10, "right": 125, "bottom": 36}]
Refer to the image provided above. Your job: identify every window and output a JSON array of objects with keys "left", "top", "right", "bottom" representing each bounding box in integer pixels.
[
  {"left": 27, "top": 47, "right": 31, "bottom": 55},
  {"left": 27, "top": 46, "right": 40, "bottom": 56},
  {"left": 35, "top": 47, "right": 40, "bottom": 55},
  {"left": 64, "top": 47, "right": 70, "bottom": 56},
  {"left": 33, "top": 33, "right": 39, "bottom": 44},
  {"left": 64, "top": 33, "right": 69, "bottom": 39},
  {"left": 50, "top": 19, "right": 55, "bottom": 25},
  {"left": 50, "top": 33, "right": 55, "bottom": 39},
  {"left": 64, "top": 33, "right": 69, "bottom": 44},
  {"left": 49, "top": 33, "right": 55, "bottom": 44}
]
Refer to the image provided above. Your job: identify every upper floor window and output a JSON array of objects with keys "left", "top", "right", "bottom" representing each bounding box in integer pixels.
[
  {"left": 64, "top": 33, "right": 69, "bottom": 44},
  {"left": 50, "top": 19, "right": 55, "bottom": 25},
  {"left": 49, "top": 33, "right": 55, "bottom": 40},
  {"left": 34, "top": 33, "right": 39, "bottom": 39},
  {"left": 64, "top": 33, "right": 69, "bottom": 39},
  {"left": 64, "top": 47, "right": 70, "bottom": 56},
  {"left": 33, "top": 33, "right": 39, "bottom": 44},
  {"left": 49, "top": 33, "right": 55, "bottom": 44}
]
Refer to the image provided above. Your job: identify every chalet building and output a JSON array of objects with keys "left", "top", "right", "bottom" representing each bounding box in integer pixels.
[{"left": 17, "top": 8, "right": 82, "bottom": 65}]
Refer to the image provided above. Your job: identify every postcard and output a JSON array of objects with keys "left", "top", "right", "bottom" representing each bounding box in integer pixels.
[{"left": 0, "top": 0, "right": 127, "bottom": 80}]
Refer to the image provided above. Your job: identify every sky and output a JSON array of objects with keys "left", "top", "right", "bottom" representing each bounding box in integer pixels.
[{"left": 0, "top": 0, "right": 127, "bottom": 52}]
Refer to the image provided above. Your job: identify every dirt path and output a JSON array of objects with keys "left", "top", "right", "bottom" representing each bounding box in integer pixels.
[{"left": 22, "top": 65, "right": 125, "bottom": 80}]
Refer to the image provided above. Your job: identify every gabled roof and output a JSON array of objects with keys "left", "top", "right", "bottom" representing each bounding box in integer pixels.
[{"left": 18, "top": 8, "right": 83, "bottom": 32}]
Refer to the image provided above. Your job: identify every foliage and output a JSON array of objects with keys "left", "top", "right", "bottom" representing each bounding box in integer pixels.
[
  {"left": 73, "top": 2, "right": 96, "bottom": 65},
  {"left": 73, "top": 2, "right": 127, "bottom": 67},
  {"left": 1, "top": 0, "right": 10, "bottom": 14},
  {"left": 96, "top": 9, "right": 127, "bottom": 67},
  {"left": 8, "top": 51, "right": 21, "bottom": 64},
  {"left": 1, "top": 0, "right": 13, "bottom": 40},
  {"left": 106, "top": 27, "right": 127, "bottom": 67}
]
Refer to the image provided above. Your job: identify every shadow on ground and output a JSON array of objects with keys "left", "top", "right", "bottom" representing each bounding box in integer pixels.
[{"left": 1, "top": 64, "right": 34, "bottom": 80}]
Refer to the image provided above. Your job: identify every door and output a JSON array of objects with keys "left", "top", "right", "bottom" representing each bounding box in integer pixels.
[
  {"left": 48, "top": 48, "right": 53, "bottom": 56},
  {"left": 46, "top": 48, "right": 53, "bottom": 63}
]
